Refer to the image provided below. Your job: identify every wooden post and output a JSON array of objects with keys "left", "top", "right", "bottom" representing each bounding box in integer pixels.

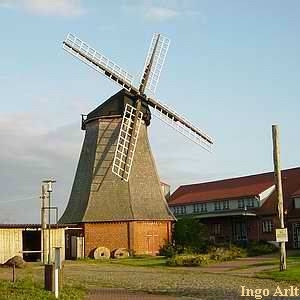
[
  {"left": 12, "top": 264, "right": 16, "bottom": 283},
  {"left": 272, "top": 125, "right": 287, "bottom": 271}
]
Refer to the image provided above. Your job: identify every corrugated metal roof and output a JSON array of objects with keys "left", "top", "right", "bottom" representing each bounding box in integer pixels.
[{"left": 0, "top": 224, "right": 68, "bottom": 229}]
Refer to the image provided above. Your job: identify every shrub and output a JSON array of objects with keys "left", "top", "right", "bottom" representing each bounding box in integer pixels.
[
  {"left": 166, "top": 254, "right": 211, "bottom": 267},
  {"left": 159, "top": 241, "right": 178, "bottom": 258},
  {"left": 208, "top": 245, "right": 247, "bottom": 262},
  {"left": 246, "top": 241, "right": 278, "bottom": 257}
]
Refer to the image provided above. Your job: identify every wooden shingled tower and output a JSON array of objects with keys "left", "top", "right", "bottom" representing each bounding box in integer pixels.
[{"left": 59, "top": 33, "right": 213, "bottom": 256}]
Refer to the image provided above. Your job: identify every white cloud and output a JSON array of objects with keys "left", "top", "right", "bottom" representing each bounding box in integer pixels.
[
  {"left": 0, "top": 0, "right": 14, "bottom": 8},
  {"left": 0, "top": 0, "right": 84, "bottom": 16},
  {"left": 0, "top": 112, "right": 82, "bottom": 223},
  {"left": 145, "top": 6, "right": 179, "bottom": 21},
  {"left": 122, "top": 1, "right": 205, "bottom": 22}
]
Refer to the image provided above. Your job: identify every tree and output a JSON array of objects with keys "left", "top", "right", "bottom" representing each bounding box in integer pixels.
[{"left": 173, "top": 217, "right": 209, "bottom": 252}]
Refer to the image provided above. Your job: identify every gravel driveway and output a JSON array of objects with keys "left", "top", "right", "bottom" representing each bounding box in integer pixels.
[{"left": 63, "top": 262, "right": 299, "bottom": 300}]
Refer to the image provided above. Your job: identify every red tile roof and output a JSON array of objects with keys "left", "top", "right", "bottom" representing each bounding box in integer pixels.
[{"left": 169, "top": 168, "right": 300, "bottom": 212}]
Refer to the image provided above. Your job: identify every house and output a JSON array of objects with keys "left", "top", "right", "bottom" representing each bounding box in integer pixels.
[{"left": 168, "top": 167, "right": 300, "bottom": 248}]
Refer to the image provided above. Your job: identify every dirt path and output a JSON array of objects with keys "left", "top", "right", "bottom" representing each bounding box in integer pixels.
[{"left": 194, "top": 255, "right": 275, "bottom": 275}]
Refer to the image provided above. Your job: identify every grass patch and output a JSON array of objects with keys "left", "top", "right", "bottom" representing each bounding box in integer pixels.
[
  {"left": 256, "top": 251, "right": 300, "bottom": 283},
  {"left": 257, "top": 265, "right": 300, "bottom": 283},
  {"left": 110, "top": 256, "right": 167, "bottom": 267},
  {"left": 0, "top": 275, "right": 85, "bottom": 299},
  {"left": 76, "top": 256, "right": 167, "bottom": 267}
]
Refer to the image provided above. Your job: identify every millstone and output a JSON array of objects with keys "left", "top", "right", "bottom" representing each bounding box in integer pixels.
[
  {"left": 93, "top": 246, "right": 110, "bottom": 259},
  {"left": 112, "top": 248, "right": 130, "bottom": 259}
]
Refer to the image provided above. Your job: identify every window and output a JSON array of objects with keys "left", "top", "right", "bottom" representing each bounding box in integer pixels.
[
  {"left": 173, "top": 206, "right": 186, "bottom": 215},
  {"left": 193, "top": 203, "right": 207, "bottom": 213},
  {"left": 295, "top": 198, "right": 300, "bottom": 209},
  {"left": 214, "top": 201, "right": 229, "bottom": 211},
  {"left": 247, "top": 198, "right": 255, "bottom": 208},
  {"left": 238, "top": 199, "right": 245, "bottom": 209},
  {"left": 222, "top": 200, "right": 229, "bottom": 210},
  {"left": 212, "top": 223, "right": 221, "bottom": 235},
  {"left": 214, "top": 202, "right": 221, "bottom": 211},
  {"left": 180, "top": 206, "right": 186, "bottom": 214},
  {"left": 238, "top": 198, "right": 255, "bottom": 208},
  {"left": 262, "top": 220, "right": 273, "bottom": 233}
]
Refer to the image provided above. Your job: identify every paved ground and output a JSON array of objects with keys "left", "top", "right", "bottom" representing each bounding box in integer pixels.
[
  {"left": 85, "top": 255, "right": 279, "bottom": 300},
  {"left": 87, "top": 289, "right": 185, "bottom": 299}
]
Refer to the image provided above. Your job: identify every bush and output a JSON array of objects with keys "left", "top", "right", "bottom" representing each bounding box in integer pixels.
[
  {"left": 246, "top": 241, "right": 278, "bottom": 256},
  {"left": 208, "top": 245, "right": 247, "bottom": 262},
  {"left": 173, "top": 218, "right": 209, "bottom": 253},
  {"left": 166, "top": 244, "right": 247, "bottom": 267},
  {"left": 166, "top": 254, "right": 211, "bottom": 267},
  {"left": 159, "top": 241, "right": 178, "bottom": 258}
]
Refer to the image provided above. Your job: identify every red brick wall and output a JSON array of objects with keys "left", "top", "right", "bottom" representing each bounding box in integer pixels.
[
  {"left": 247, "top": 218, "right": 259, "bottom": 241},
  {"left": 132, "top": 221, "right": 171, "bottom": 255},
  {"left": 84, "top": 222, "right": 128, "bottom": 257},
  {"left": 84, "top": 221, "right": 172, "bottom": 257}
]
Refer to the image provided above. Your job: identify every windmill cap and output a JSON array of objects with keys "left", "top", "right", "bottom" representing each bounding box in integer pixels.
[{"left": 84, "top": 89, "right": 151, "bottom": 127}]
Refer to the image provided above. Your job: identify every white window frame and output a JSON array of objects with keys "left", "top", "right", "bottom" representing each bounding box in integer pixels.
[{"left": 262, "top": 220, "right": 273, "bottom": 233}]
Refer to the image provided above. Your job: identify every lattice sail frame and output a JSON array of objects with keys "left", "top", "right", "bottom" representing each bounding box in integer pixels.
[
  {"left": 148, "top": 97, "right": 213, "bottom": 152},
  {"left": 62, "top": 32, "right": 214, "bottom": 181},
  {"left": 141, "top": 33, "right": 170, "bottom": 94},
  {"left": 112, "top": 104, "right": 143, "bottom": 181},
  {"left": 63, "top": 33, "right": 134, "bottom": 91}
]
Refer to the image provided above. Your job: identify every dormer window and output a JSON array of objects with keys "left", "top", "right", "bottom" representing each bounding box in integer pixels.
[
  {"left": 238, "top": 198, "right": 255, "bottom": 209},
  {"left": 173, "top": 206, "right": 186, "bottom": 215},
  {"left": 214, "top": 200, "right": 230, "bottom": 211},
  {"left": 193, "top": 203, "right": 207, "bottom": 213}
]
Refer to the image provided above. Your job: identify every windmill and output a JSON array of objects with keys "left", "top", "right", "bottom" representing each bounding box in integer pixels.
[{"left": 59, "top": 33, "right": 213, "bottom": 256}]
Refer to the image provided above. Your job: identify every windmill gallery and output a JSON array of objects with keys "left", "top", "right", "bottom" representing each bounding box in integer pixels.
[{"left": 58, "top": 32, "right": 213, "bottom": 258}]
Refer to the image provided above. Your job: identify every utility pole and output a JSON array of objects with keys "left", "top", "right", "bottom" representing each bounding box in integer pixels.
[
  {"left": 41, "top": 184, "right": 48, "bottom": 264},
  {"left": 272, "top": 125, "right": 287, "bottom": 271},
  {"left": 43, "top": 179, "right": 56, "bottom": 264}
]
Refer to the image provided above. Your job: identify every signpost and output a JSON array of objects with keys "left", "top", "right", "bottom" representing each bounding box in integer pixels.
[
  {"left": 272, "top": 125, "right": 287, "bottom": 271},
  {"left": 276, "top": 228, "right": 288, "bottom": 243}
]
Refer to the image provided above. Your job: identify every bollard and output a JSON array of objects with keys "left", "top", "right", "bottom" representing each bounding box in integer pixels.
[
  {"left": 54, "top": 247, "right": 62, "bottom": 299},
  {"left": 44, "top": 264, "right": 54, "bottom": 291}
]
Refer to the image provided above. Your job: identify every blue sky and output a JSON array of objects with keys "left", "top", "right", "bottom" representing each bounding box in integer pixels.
[{"left": 0, "top": 0, "right": 299, "bottom": 223}]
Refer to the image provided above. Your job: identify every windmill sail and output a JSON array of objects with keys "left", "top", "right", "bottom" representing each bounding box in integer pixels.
[
  {"left": 112, "top": 103, "right": 143, "bottom": 181},
  {"left": 141, "top": 33, "right": 170, "bottom": 94},
  {"left": 62, "top": 32, "right": 213, "bottom": 182},
  {"left": 63, "top": 33, "right": 135, "bottom": 91},
  {"left": 147, "top": 97, "right": 213, "bottom": 151}
]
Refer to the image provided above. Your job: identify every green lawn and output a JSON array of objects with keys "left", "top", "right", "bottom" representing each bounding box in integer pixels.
[
  {"left": 0, "top": 276, "right": 85, "bottom": 300},
  {"left": 256, "top": 251, "right": 300, "bottom": 282},
  {"left": 79, "top": 255, "right": 168, "bottom": 267}
]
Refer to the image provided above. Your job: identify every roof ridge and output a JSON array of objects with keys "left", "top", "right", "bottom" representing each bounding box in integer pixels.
[{"left": 179, "top": 166, "right": 300, "bottom": 188}]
